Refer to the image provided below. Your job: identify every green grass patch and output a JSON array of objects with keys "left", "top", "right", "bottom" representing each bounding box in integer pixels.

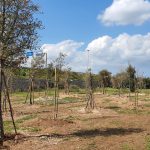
[
  {"left": 59, "top": 97, "right": 82, "bottom": 104},
  {"left": 4, "top": 121, "right": 15, "bottom": 133},
  {"left": 35, "top": 96, "right": 82, "bottom": 106},
  {"left": 12, "top": 92, "right": 28, "bottom": 97},
  {"left": 69, "top": 86, "right": 86, "bottom": 94},
  {"left": 117, "top": 108, "right": 138, "bottom": 114},
  {"left": 96, "top": 87, "right": 131, "bottom": 95},
  {"left": 121, "top": 143, "right": 133, "bottom": 150},
  {"left": 81, "top": 141, "right": 97, "bottom": 150},
  {"left": 141, "top": 89, "right": 150, "bottom": 95},
  {"left": 20, "top": 127, "right": 41, "bottom": 132},
  {"left": 143, "top": 98, "right": 150, "bottom": 101},
  {"left": 116, "top": 108, "right": 150, "bottom": 115},
  {"left": 144, "top": 104, "right": 150, "bottom": 107},
  {"left": 64, "top": 115, "right": 75, "bottom": 123},
  {"left": 103, "top": 98, "right": 112, "bottom": 103},
  {"left": 106, "top": 88, "right": 119, "bottom": 95},
  {"left": 16, "top": 115, "right": 37, "bottom": 124},
  {"left": 110, "top": 120, "right": 124, "bottom": 126},
  {"left": 4, "top": 115, "right": 37, "bottom": 133},
  {"left": 145, "top": 136, "right": 150, "bottom": 150}
]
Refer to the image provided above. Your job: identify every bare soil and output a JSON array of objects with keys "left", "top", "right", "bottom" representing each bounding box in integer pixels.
[{"left": 2, "top": 92, "right": 150, "bottom": 150}]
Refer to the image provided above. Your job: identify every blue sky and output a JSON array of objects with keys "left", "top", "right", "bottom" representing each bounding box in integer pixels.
[
  {"left": 36, "top": 0, "right": 149, "bottom": 44},
  {"left": 33, "top": 0, "right": 150, "bottom": 76}
]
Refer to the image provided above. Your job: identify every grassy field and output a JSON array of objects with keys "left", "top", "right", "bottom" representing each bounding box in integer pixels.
[{"left": 2, "top": 88, "right": 150, "bottom": 150}]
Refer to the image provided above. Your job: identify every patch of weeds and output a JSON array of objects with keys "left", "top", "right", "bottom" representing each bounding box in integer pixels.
[
  {"left": 63, "top": 137, "right": 70, "bottom": 141},
  {"left": 103, "top": 98, "right": 111, "bottom": 103},
  {"left": 13, "top": 92, "right": 28, "bottom": 97},
  {"left": 4, "top": 115, "right": 37, "bottom": 133},
  {"left": 35, "top": 100, "right": 53, "bottom": 106},
  {"left": 59, "top": 97, "right": 81, "bottom": 104},
  {"left": 4, "top": 121, "right": 15, "bottom": 133},
  {"left": 142, "top": 98, "right": 150, "bottom": 102},
  {"left": 78, "top": 89, "right": 86, "bottom": 95},
  {"left": 145, "top": 136, "right": 150, "bottom": 150},
  {"left": 105, "top": 88, "right": 116, "bottom": 94},
  {"left": 121, "top": 143, "right": 133, "bottom": 150},
  {"left": 81, "top": 118, "right": 90, "bottom": 121},
  {"left": 144, "top": 104, "right": 150, "bottom": 107},
  {"left": 48, "top": 90, "right": 55, "bottom": 96},
  {"left": 12, "top": 92, "right": 28, "bottom": 103},
  {"left": 82, "top": 142, "right": 97, "bottom": 150},
  {"left": 64, "top": 115, "right": 75, "bottom": 123},
  {"left": 20, "top": 127, "right": 41, "bottom": 132},
  {"left": 16, "top": 114, "right": 37, "bottom": 124},
  {"left": 69, "top": 85, "right": 80, "bottom": 93},
  {"left": 116, "top": 108, "right": 145, "bottom": 115},
  {"left": 110, "top": 120, "right": 123, "bottom": 126}
]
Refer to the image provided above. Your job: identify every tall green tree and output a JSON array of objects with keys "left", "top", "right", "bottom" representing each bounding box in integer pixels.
[
  {"left": 0, "top": 0, "right": 41, "bottom": 145},
  {"left": 126, "top": 64, "right": 136, "bottom": 92},
  {"left": 99, "top": 69, "right": 112, "bottom": 94}
]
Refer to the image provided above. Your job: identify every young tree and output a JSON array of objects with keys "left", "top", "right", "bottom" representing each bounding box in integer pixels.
[
  {"left": 85, "top": 69, "right": 95, "bottom": 109},
  {"left": 25, "top": 54, "right": 45, "bottom": 104},
  {"left": 53, "top": 52, "right": 66, "bottom": 119},
  {"left": 64, "top": 67, "right": 71, "bottom": 95},
  {"left": 134, "top": 73, "right": 144, "bottom": 111},
  {"left": 112, "top": 71, "right": 127, "bottom": 96},
  {"left": 0, "top": 0, "right": 41, "bottom": 145},
  {"left": 47, "top": 63, "right": 55, "bottom": 80}
]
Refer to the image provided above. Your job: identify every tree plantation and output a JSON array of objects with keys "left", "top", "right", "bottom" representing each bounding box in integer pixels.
[{"left": 0, "top": 0, "right": 150, "bottom": 150}]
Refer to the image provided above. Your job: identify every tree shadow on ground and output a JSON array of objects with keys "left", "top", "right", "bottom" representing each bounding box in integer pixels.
[
  {"left": 4, "top": 127, "right": 144, "bottom": 142},
  {"left": 105, "top": 106, "right": 121, "bottom": 110},
  {"left": 69, "top": 128, "right": 143, "bottom": 137}
]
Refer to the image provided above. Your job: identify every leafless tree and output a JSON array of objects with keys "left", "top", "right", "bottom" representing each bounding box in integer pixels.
[
  {"left": 134, "top": 72, "right": 144, "bottom": 111},
  {"left": 25, "top": 54, "right": 45, "bottom": 104},
  {"left": 112, "top": 72, "right": 127, "bottom": 97},
  {"left": 53, "top": 52, "right": 66, "bottom": 119},
  {"left": 64, "top": 67, "right": 71, "bottom": 95},
  {"left": 85, "top": 69, "right": 95, "bottom": 110}
]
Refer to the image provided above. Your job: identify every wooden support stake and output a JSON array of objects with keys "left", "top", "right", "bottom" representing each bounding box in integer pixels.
[{"left": 2, "top": 71, "right": 17, "bottom": 135}]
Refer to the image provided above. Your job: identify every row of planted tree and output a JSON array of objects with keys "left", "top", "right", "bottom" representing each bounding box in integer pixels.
[
  {"left": 1, "top": 49, "right": 150, "bottom": 146},
  {"left": 0, "top": 0, "right": 150, "bottom": 147}
]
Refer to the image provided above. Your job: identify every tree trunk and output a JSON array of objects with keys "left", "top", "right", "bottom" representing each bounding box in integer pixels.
[
  {"left": 29, "top": 78, "right": 32, "bottom": 105},
  {"left": 0, "top": 62, "right": 4, "bottom": 146},
  {"left": 54, "top": 67, "right": 58, "bottom": 119}
]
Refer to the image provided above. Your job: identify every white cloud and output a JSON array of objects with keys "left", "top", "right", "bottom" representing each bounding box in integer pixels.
[
  {"left": 40, "top": 33, "right": 150, "bottom": 75},
  {"left": 98, "top": 0, "right": 150, "bottom": 26},
  {"left": 87, "top": 33, "right": 150, "bottom": 74},
  {"left": 42, "top": 40, "right": 84, "bottom": 58},
  {"left": 41, "top": 40, "right": 86, "bottom": 71}
]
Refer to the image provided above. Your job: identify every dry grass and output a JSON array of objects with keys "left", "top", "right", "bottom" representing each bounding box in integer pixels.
[{"left": 2, "top": 91, "right": 150, "bottom": 150}]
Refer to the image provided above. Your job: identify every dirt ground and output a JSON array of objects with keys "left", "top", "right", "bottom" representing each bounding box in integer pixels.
[{"left": 1, "top": 92, "right": 150, "bottom": 150}]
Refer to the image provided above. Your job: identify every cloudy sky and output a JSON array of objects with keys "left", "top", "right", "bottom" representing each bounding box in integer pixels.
[{"left": 33, "top": 0, "right": 150, "bottom": 76}]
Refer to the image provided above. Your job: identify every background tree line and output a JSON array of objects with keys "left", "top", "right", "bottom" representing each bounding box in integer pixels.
[{"left": 7, "top": 63, "right": 150, "bottom": 92}]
